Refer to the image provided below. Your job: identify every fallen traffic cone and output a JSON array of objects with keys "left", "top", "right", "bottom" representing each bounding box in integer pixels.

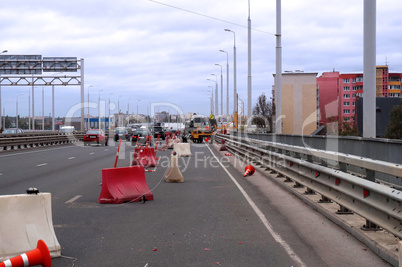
[
  {"left": 243, "top": 165, "right": 255, "bottom": 177},
  {"left": 219, "top": 139, "right": 227, "bottom": 151},
  {"left": 0, "top": 239, "right": 51, "bottom": 267}
]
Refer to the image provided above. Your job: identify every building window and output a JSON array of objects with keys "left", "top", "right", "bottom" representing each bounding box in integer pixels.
[
  {"left": 353, "top": 110, "right": 355, "bottom": 114},
  {"left": 343, "top": 102, "right": 350, "bottom": 106},
  {"left": 352, "top": 94, "right": 356, "bottom": 98},
  {"left": 343, "top": 79, "right": 350, "bottom": 83},
  {"left": 343, "top": 86, "right": 350, "bottom": 91},
  {"left": 390, "top": 85, "right": 401, "bottom": 89},
  {"left": 352, "top": 78, "right": 356, "bottom": 83},
  {"left": 343, "top": 94, "right": 350, "bottom": 99},
  {"left": 344, "top": 117, "right": 350, "bottom": 121},
  {"left": 353, "top": 86, "right": 358, "bottom": 91},
  {"left": 352, "top": 102, "right": 356, "bottom": 106},
  {"left": 356, "top": 77, "right": 363, "bottom": 82},
  {"left": 343, "top": 109, "right": 350, "bottom": 114},
  {"left": 356, "top": 93, "right": 363, "bottom": 97}
]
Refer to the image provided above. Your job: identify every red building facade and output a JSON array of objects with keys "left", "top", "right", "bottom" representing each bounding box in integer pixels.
[{"left": 317, "top": 66, "right": 401, "bottom": 127}]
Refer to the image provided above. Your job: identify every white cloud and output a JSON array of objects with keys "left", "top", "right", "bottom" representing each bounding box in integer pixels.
[{"left": 1, "top": 0, "right": 401, "bottom": 118}]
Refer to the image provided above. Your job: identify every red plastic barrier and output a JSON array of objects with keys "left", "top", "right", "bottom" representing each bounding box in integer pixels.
[
  {"left": 135, "top": 147, "right": 158, "bottom": 168},
  {"left": 98, "top": 166, "right": 154, "bottom": 204}
]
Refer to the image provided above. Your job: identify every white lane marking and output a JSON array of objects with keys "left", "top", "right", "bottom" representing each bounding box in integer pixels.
[
  {"left": 89, "top": 152, "right": 95, "bottom": 155},
  {"left": 68, "top": 157, "right": 75, "bottom": 160},
  {"left": 37, "top": 163, "right": 48, "bottom": 167},
  {"left": 104, "top": 149, "right": 109, "bottom": 151},
  {"left": 0, "top": 173, "right": 2, "bottom": 176},
  {"left": 0, "top": 145, "right": 80, "bottom": 158},
  {"left": 65, "top": 195, "right": 82, "bottom": 204},
  {"left": 205, "top": 144, "right": 306, "bottom": 267}
]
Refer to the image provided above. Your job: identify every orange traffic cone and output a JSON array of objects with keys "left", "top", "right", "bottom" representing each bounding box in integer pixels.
[
  {"left": 243, "top": 165, "right": 255, "bottom": 177},
  {"left": 0, "top": 239, "right": 51, "bottom": 267}
]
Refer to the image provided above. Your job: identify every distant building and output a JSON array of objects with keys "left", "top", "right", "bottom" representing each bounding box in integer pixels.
[
  {"left": 317, "top": 65, "right": 402, "bottom": 127},
  {"left": 274, "top": 71, "right": 318, "bottom": 135}
]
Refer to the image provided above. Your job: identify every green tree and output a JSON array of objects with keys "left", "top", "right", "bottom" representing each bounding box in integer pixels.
[
  {"left": 252, "top": 93, "right": 274, "bottom": 132},
  {"left": 385, "top": 100, "right": 402, "bottom": 139}
]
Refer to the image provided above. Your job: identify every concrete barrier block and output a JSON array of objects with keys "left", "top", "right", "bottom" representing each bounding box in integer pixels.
[{"left": 0, "top": 193, "right": 61, "bottom": 261}]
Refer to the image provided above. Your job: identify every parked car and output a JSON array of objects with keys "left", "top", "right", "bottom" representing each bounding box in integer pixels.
[
  {"left": 113, "top": 127, "right": 130, "bottom": 141},
  {"left": 83, "top": 129, "right": 108, "bottom": 146},
  {"left": 2, "top": 128, "right": 24, "bottom": 134},
  {"left": 131, "top": 128, "right": 152, "bottom": 146},
  {"left": 152, "top": 125, "right": 166, "bottom": 140},
  {"left": 59, "top": 126, "right": 75, "bottom": 133}
]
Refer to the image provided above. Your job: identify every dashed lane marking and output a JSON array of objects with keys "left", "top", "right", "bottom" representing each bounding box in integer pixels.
[
  {"left": 37, "top": 163, "right": 48, "bottom": 167},
  {"left": 68, "top": 157, "right": 75, "bottom": 160},
  {"left": 65, "top": 195, "right": 82, "bottom": 204},
  {"left": 89, "top": 152, "right": 95, "bottom": 155}
]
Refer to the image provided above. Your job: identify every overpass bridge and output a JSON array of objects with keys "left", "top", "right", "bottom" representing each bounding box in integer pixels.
[{"left": 0, "top": 132, "right": 400, "bottom": 266}]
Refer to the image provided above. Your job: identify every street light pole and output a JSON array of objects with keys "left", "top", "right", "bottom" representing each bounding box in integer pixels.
[
  {"left": 208, "top": 86, "right": 214, "bottom": 114},
  {"left": 87, "top": 85, "right": 93, "bottom": 130},
  {"left": 98, "top": 90, "right": 103, "bottom": 130},
  {"left": 42, "top": 87, "right": 44, "bottom": 130},
  {"left": 210, "top": 74, "right": 218, "bottom": 115},
  {"left": 108, "top": 93, "right": 113, "bottom": 130},
  {"left": 118, "top": 95, "right": 122, "bottom": 127},
  {"left": 220, "top": 50, "right": 229, "bottom": 116},
  {"left": 16, "top": 93, "right": 24, "bottom": 129},
  {"left": 215, "top": 64, "right": 223, "bottom": 116},
  {"left": 0, "top": 51, "right": 7, "bottom": 130},
  {"left": 2, "top": 100, "right": 9, "bottom": 130},
  {"left": 225, "top": 29, "right": 237, "bottom": 120},
  {"left": 52, "top": 85, "right": 55, "bottom": 131},
  {"left": 247, "top": 0, "right": 252, "bottom": 122},
  {"left": 137, "top": 99, "right": 140, "bottom": 123}
]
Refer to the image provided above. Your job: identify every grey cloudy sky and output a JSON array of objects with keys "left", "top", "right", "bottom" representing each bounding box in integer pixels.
[{"left": 1, "top": 0, "right": 401, "bottom": 118}]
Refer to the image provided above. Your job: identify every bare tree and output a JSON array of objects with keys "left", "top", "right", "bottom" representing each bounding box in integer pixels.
[{"left": 252, "top": 93, "right": 274, "bottom": 132}]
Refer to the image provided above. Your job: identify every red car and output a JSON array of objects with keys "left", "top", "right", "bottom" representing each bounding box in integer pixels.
[{"left": 83, "top": 129, "right": 108, "bottom": 146}]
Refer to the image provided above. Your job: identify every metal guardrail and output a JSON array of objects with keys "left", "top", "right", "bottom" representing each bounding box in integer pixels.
[
  {"left": 0, "top": 132, "right": 85, "bottom": 150},
  {"left": 216, "top": 134, "right": 402, "bottom": 239}
]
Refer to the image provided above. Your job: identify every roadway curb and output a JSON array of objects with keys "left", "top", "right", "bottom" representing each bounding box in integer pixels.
[
  {"left": 212, "top": 143, "right": 399, "bottom": 267},
  {"left": 253, "top": 166, "right": 399, "bottom": 267}
]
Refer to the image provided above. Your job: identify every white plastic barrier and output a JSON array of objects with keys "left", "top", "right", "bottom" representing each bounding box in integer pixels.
[
  {"left": 164, "top": 153, "right": 184, "bottom": 183},
  {"left": 167, "top": 139, "right": 176, "bottom": 149},
  {"left": 173, "top": 143, "right": 192, "bottom": 157},
  {"left": 0, "top": 193, "right": 61, "bottom": 261}
]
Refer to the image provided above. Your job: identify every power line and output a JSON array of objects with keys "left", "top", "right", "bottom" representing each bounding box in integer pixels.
[{"left": 148, "top": 0, "right": 275, "bottom": 35}]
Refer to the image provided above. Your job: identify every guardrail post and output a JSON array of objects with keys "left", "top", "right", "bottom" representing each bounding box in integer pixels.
[
  {"left": 361, "top": 220, "right": 382, "bottom": 231},
  {"left": 336, "top": 205, "right": 353, "bottom": 215},
  {"left": 304, "top": 188, "right": 315, "bottom": 195},
  {"left": 365, "top": 169, "right": 376, "bottom": 182},
  {"left": 339, "top": 162, "right": 348, "bottom": 173},
  {"left": 318, "top": 196, "right": 332, "bottom": 203}
]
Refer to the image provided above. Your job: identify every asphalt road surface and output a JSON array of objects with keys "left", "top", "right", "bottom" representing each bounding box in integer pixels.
[{"left": 0, "top": 141, "right": 390, "bottom": 266}]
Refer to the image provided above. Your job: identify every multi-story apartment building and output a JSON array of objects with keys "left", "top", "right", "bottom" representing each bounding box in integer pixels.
[{"left": 317, "top": 65, "right": 402, "bottom": 126}]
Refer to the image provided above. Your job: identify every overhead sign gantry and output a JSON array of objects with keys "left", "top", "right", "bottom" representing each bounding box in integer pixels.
[{"left": 0, "top": 55, "right": 85, "bottom": 130}]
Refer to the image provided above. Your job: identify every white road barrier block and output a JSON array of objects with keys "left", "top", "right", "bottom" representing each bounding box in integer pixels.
[
  {"left": 167, "top": 139, "right": 175, "bottom": 149},
  {"left": 173, "top": 143, "right": 192, "bottom": 157},
  {"left": 0, "top": 193, "right": 61, "bottom": 261},
  {"left": 164, "top": 153, "right": 184, "bottom": 183}
]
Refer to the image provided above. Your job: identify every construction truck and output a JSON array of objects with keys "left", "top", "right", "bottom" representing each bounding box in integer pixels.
[{"left": 184, "top": 114, "right": 217, "bottom": 143}]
